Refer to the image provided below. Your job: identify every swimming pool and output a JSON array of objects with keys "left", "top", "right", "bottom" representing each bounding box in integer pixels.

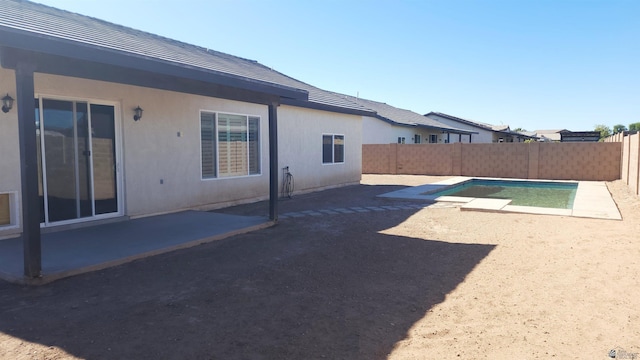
[{"left": 424, "top": 179, "right": 578, "bottom": 209}]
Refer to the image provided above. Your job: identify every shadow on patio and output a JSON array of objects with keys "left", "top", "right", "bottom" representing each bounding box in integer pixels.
[
  {"left": 0, "top": 211, "right": 272, "bottom": 284},
  {"left": 0, "top": 184, "right": 495, "bottom": 359}
]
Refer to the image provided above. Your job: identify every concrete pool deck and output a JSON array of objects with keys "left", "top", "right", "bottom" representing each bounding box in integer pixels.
[{"left": 378, "top": 177, "right": 622, "bottom": 220}]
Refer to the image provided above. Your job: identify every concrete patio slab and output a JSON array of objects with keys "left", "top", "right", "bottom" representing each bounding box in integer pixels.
[
  {"left": 461, "top": 198, "right": 511, "bottom": 211},
  {"left": 502, "top": 205, "right": 572, "bottom": 217},
  {"left": 0, "top": 210, "right": 272, "bottom": 285},
  {"left": 572, "top": 181, "right": 621, "bottom": 220}
]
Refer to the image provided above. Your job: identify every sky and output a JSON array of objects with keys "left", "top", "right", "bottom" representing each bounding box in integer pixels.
[{"left": 32, "top": 0, "right": 639, "bottom": 132}]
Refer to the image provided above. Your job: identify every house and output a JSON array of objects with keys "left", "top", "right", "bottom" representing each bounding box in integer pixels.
[
  {"left": 534, "top": 129, "right": 569, "bottom": 142},
  {"left": 535, "top": 129, "right": 600, "bottom": 142},
  {"left": 0, "top": 0, "right": 376, "bottom": 275},
  {"left": 560, "top": 131, "right": 601, "bottom": 142},
  {"left": 335, "top": 96, "right": 476, "bottom": 144},
  {"left": 425, "top": 112, "right": 535, "bottom": 143}
]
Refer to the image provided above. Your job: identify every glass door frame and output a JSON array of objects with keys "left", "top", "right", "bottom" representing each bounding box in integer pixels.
[{"left": 35, "top": 93, "right": 124, "bottom": 227}]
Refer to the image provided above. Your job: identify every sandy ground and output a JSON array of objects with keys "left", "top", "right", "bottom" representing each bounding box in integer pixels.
[{"left": 0, "top": 175, "right": 639, "bottom": 359}]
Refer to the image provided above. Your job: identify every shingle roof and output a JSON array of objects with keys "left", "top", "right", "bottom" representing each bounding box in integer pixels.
[
  {"left": 0, "top": 0, "right": 370, "bottom": 113},
  {"left": 336, "top": 95, "right": 475, "bottom": 134},
  {"left": 534, "top": 129, "right": 569, "bottom": 134},
  {"left": 425, "top": 112, "right": 540, "bottom": 140},
  {"left": 425, "top": 112, "right": 505, "bottom": 132}
]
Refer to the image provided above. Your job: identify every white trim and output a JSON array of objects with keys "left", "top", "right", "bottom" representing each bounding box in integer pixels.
[
  {"left": 198, "top": 109, "right": 263, "bottom": 181},
  {"left": 0, "top": 191, "right": 19, "bottom": 230},
  {"left": 34, "top": 94, "right": 124, "bottom": 227},
  {"left": 37, "top": 97, "right": 50, "bottom": 224},
  {"left": 321, "top": 133, "right": 346, "bottom": 165}
]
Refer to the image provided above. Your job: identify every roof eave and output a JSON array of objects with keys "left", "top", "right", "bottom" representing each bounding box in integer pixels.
[
  {"left": 0, "top": 26, "right": 309, "bottom": 101},
  {"left": 282, "top": 98, "right": 375, "bottom": 116},
  {"left": 415, "top": 124, "right": 478, "bottom": 135}
]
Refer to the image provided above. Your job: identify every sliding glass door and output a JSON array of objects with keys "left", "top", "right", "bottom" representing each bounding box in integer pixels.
[{"left": 35, "top": 98, "right": 120, "bottom": 225}]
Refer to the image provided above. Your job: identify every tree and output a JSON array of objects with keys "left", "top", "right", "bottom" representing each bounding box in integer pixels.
[
  {"left": 594, "top": 124, "right": 612, "bottom": 141},
  {"left": 513, "top": 127, "right": 527, "bottom": 133},
  {"left": 613, "top": 124, "right": 628, "bottom": 134},
  {"left": 629, "top": 122, "right": 640, "bottom": 132}
]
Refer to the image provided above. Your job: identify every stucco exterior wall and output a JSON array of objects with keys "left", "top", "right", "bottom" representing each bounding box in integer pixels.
[
  {"left": 31, "top": 73, "right": 272, "bottom": 218},
  {"left": 0, "top": 68, "right": 20, "bottom": 237},
  {"left": 0, "top": 67, "right": 363, "bottom": 235},
  {"left": 278, "top": 106, "right": 361, "bottom": 193}
]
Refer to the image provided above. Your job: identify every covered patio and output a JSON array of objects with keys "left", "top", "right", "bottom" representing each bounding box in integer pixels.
[{"left": 0, "top": 211, "right": 272, "bottom": 285}]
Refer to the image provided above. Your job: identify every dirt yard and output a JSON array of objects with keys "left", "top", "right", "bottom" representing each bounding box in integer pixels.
[{"left": 1, "top": 175, "right": 639, "bottom": 359}]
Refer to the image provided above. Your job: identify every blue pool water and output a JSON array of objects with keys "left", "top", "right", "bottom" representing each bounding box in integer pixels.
[{"left": 425, "top": 179, "right": 578, "bottom": 209}]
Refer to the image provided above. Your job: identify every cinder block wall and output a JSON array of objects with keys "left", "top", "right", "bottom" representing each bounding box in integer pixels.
[
  {"left": 605, "top": 132, "right": 640, "bottom": 196},
  {"left": 537, "top": 143, "right": 621, "bottom": 181},
  {"left": 461, "top": 143, "right": 529, "bottom": 178},
  {"left": 627, "top": 134, "right": 640, "bottom": 195},
  {"left": 397, "top": 144, "right": 453, "bottom": 175},
  {"left": 362, "top": 144, "right": 394, "bottom": 174},
  {"left": 363, "top": 142, "right": 622, "bottom": 182}
]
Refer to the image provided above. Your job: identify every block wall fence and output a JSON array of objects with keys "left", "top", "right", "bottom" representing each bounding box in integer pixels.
[
  {"left": 363, "top": 142, "right": 622, "bottom": 182},
  {"left": 606, "top": 132, "right": 640, "bottom": 196}
]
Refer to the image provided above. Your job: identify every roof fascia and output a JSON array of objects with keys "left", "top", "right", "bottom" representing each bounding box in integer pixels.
[
  {"left": 0, "top": 26, "right": 308, "bottom": 101},
  {"left": 415, "top": 124, "right": 478, "bottom": 135},
  {"left": 426, "top": 112, "right": 494, "bottom": 131},
  {"left": 370, "top": 114, "right": 478, "bottom": 134},
  {"left": 281, "top": 98, "right": 375, "bottom": 117},
  {"left": 1, "top": 46, "right": 281, "bottom": 105}
]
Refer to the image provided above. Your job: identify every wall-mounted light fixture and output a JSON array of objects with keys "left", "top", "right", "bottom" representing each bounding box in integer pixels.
[
  {"left": 2, "top": 94, "right": 14, "bottom": 113},
  {"left": 133, "top": 106, "right": 144, "bottom": 121}
]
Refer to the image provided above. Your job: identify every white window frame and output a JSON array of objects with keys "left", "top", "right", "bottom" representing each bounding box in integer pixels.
[
  {"left": 0, "top": 191, "right": 19, "bottom": 234},
  {"left": 34, "top": 94, "right": 124, "bottom": 227},
  {"left": 397, "top": 136, "right": 405, "bottom": 144},
  {"left": 322, "top": 133, "right": 345, "bottom": 165},
  {"left": 200, "top": 110, "right": 262, "bottom": 180}
]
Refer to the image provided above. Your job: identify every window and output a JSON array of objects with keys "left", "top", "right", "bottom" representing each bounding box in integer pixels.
[
  {"left": 397, "top": 137, "right": 405, "bottom": 144},
  {"left": 414, "top": 134, "right": 421, "bottom": 144},
  {"left": 429, "top": 134, "right": 438, "bottom": 143},
  {"left": 323, "top": 134, "right": 345, "bottom": 164},
  {"left": 0, "top": 193, "right": 10, "bottom": 226},
  {"left": 201, "top": 111, "right": 260, "bottom": 179}
]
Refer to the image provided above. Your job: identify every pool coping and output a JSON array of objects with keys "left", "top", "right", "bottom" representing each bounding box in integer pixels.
[{"left": 378, "top": 176, "right": 622, "bottom": 220}]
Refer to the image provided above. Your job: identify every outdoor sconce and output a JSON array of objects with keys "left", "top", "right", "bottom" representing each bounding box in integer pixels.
[
  {"left": 2, "top": 94, "right": 14, "bottom": 113},
  {"left": 133, "top": 106, "right": 143, "bottom": 121}
]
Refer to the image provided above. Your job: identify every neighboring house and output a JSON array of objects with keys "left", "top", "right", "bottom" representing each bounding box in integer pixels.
[
  {"left": 0, "top": 0, "right": 374, "bottom": 242},
  {"left": 425, "top": 112, "right": 535, "bottom": 143},
  {"left": 560, "top": 131, "right": 601, "bottom": 142},
  {"left": 534, "top": 129, "right": 569, "bottom": 142},
  {"left": 335, "top": 96, "right": 476, "bottom": 144},
  {"left": 535, "top": 129, "right": 600, "bottom": 143}
]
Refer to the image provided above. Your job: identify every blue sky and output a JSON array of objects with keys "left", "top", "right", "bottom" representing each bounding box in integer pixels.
[{"left": 33, "top": 0, "right": 639, "bottom": 132}]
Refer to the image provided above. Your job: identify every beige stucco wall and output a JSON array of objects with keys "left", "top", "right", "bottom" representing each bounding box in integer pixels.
[
  {"left": 0, "top": 67, "right": 363, "bottom": 236},
  {"left": 278, "top": 105, "right": 361, "bottom": 193},
  {"left": 32, "top": 73, "right": 272, "bottom": 218},
  {"left": 0, "top": 68, "right": 20, "bottom": 237}
]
